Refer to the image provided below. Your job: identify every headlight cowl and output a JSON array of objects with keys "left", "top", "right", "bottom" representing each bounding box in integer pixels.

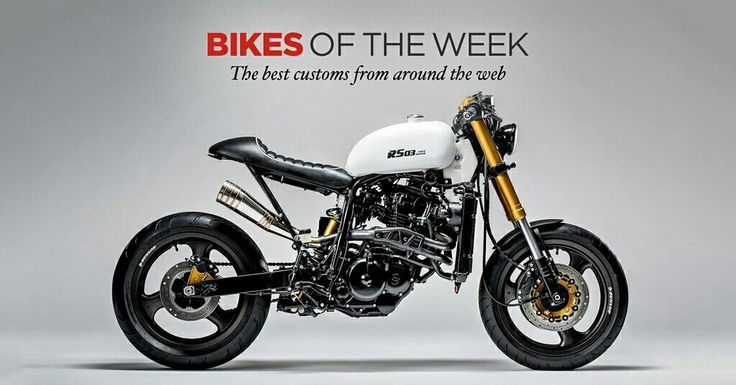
[{"left": 496, "top": 123, "right": 518, "bottom": 157}]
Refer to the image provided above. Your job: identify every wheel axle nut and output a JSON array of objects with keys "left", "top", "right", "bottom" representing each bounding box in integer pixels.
[{"left": 183, "top": 285, "right": 196, "bottom": 297}]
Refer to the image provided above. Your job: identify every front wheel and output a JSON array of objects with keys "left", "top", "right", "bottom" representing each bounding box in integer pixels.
[
  {"left": 112, "top": 212, "right": 270, "bottom": 369},
  {"left": 479, "top": 222, "right": 628, "bottom": 370}
]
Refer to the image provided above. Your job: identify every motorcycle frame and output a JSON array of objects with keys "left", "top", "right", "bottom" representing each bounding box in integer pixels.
[
  {"left": 190, "top": 93, "right": 559, "bottom": 300},
  {"left": 190, "top": 171, "right": 437, "bottom": 298}
]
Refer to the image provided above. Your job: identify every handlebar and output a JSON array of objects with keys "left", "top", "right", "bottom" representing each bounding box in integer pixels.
[{"left": 452, "top": 92, "right": 503, "bottom": 136}]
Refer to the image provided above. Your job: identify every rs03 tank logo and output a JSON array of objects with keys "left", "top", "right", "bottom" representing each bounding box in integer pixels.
[{"left": 387, "top": 148, "right": 426, "bottom": 158}]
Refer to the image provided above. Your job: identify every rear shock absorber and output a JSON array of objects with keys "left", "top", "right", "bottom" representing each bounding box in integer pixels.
[{"left": 319, "top": 207, "right": 341, "bottom": 236}]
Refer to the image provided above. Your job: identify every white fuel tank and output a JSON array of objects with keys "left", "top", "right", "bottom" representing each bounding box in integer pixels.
[{"left": 345, "top": 116, "right": 456, "bottom": 176}]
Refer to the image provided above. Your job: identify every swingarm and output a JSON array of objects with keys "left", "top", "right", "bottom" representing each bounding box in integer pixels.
[{"left": 186, "top": 269, "right": 293, "bottom": 297}]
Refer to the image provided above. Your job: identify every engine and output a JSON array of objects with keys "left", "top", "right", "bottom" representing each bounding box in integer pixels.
[
  {"left": 277, "top": 173, "right": 462, "bottom": 318},
  {"left": 352, "top": 173, "right": 451, "bottom": 232},
  {"left": 331, "top": 174, "right": 458, "bottom": 317},
  {"left": 330, "top": 247, "right": 416, "bottom": 317}
]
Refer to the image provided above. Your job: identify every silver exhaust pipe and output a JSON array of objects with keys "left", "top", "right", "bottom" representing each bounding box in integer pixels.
[{"left": 216, "top": 180, "right": 296, "bottom": 239}]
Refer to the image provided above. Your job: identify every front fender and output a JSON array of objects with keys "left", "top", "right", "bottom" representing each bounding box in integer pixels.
[{"left": 494, "top": 219, "right": 564, "bottom": 249}]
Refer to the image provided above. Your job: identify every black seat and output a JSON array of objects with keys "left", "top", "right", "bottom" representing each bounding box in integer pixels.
[{"left": 209, "top": 137, "right": 353, "bottom": 193}]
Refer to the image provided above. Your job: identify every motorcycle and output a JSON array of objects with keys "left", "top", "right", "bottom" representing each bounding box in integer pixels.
[{"left": 112, "top": 92, "right": 628, "bottom": 370}]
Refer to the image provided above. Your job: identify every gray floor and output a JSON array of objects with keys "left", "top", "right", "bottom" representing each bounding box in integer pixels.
[{"left": 3, "top": 326, "right": 733, "bottom": 385}]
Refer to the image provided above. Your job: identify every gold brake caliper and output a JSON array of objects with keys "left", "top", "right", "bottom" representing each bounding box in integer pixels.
[
  {"left": 187, "top": 265, "right": 214, "bottom": 285},
  {"left": 531, "top": 276, "right": 579, "bottom": 321},
  {"left": 520, "top": 264, "right": 589, "bottom": 331}
]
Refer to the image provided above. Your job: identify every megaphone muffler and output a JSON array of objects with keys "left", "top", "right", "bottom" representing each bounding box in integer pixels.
[{"left": 216, "top": 180, "right": 296, "bottom": 239}]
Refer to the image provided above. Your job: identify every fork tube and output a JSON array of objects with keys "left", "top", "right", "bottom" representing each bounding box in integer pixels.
[
  {"left": 470, "top": 120, "right": 542, "bottom": 260},
  {"left": 469, "top": 120, "right": 547, "bottom": 263},
  {"left": 465, "top": 106, "right": 558, "bottom": 299},
  {"left": 516, "top": 217, "right": 547, "bottom": 264},
  {"left": 469, "top": 120, "right": 526, "bottom": 221}
]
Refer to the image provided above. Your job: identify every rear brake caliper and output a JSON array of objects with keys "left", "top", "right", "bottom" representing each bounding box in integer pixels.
[
  {"left": 160, "top": 262, "right": 220, "bottom": 320},
  {"left": 187, "top": 264, "right": 213, "bottom": 284},
  {"left": 183, "top": 257, "right": 219, "bottom": 296}
]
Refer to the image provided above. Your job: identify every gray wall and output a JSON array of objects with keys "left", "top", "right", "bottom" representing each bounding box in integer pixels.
[{"left": 1, "top": 0, "right": 733, "bottom": 336}]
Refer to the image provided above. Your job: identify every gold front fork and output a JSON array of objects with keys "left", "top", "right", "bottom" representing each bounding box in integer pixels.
[
  {"left": 469, "top": 119, "right": 526, "bottom": 221},
  {"left": 461, "top": 95, "right": 563, "bottom": 302}
]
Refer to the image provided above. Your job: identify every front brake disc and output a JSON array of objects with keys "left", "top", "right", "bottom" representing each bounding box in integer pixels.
[{"left": 518, "top": 264, "right": 589, "bottom": 331}]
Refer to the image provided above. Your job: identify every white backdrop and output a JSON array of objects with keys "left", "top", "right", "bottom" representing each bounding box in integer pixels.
[{"left": 1, "top": 0, "right": 734, "bottom": 344}]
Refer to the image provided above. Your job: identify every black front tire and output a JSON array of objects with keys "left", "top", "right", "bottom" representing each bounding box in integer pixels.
[
  {"left": 112, "top": 212, "right": 270, "bottom": 369},
  {"left": 478, "top": 222, "right": 628, "bottom": 370}
]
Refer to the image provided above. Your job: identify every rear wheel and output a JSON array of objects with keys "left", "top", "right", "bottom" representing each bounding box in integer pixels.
[
  {"left": 478, "top": 223, "right": 628, "bottom": 370},
  {"left": 112, "top": 212, "right": 270, "bottom": 369}
]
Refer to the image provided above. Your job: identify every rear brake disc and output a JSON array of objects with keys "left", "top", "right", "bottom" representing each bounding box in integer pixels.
[{"left": 160, "top": 263, "right": 220, "bottom": 321}]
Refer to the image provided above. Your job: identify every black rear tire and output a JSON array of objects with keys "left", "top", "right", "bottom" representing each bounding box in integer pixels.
[
  {"left": 112, "top": 212, "right": 270, "bottom": 369},
  {"left": 478, "top": 222, "right": 628, "bottom": 370}
]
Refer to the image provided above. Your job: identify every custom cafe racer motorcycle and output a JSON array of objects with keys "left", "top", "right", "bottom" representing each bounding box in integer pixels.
[{"left": 113, "top": 92, "right": 628, "bottom": 370}]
